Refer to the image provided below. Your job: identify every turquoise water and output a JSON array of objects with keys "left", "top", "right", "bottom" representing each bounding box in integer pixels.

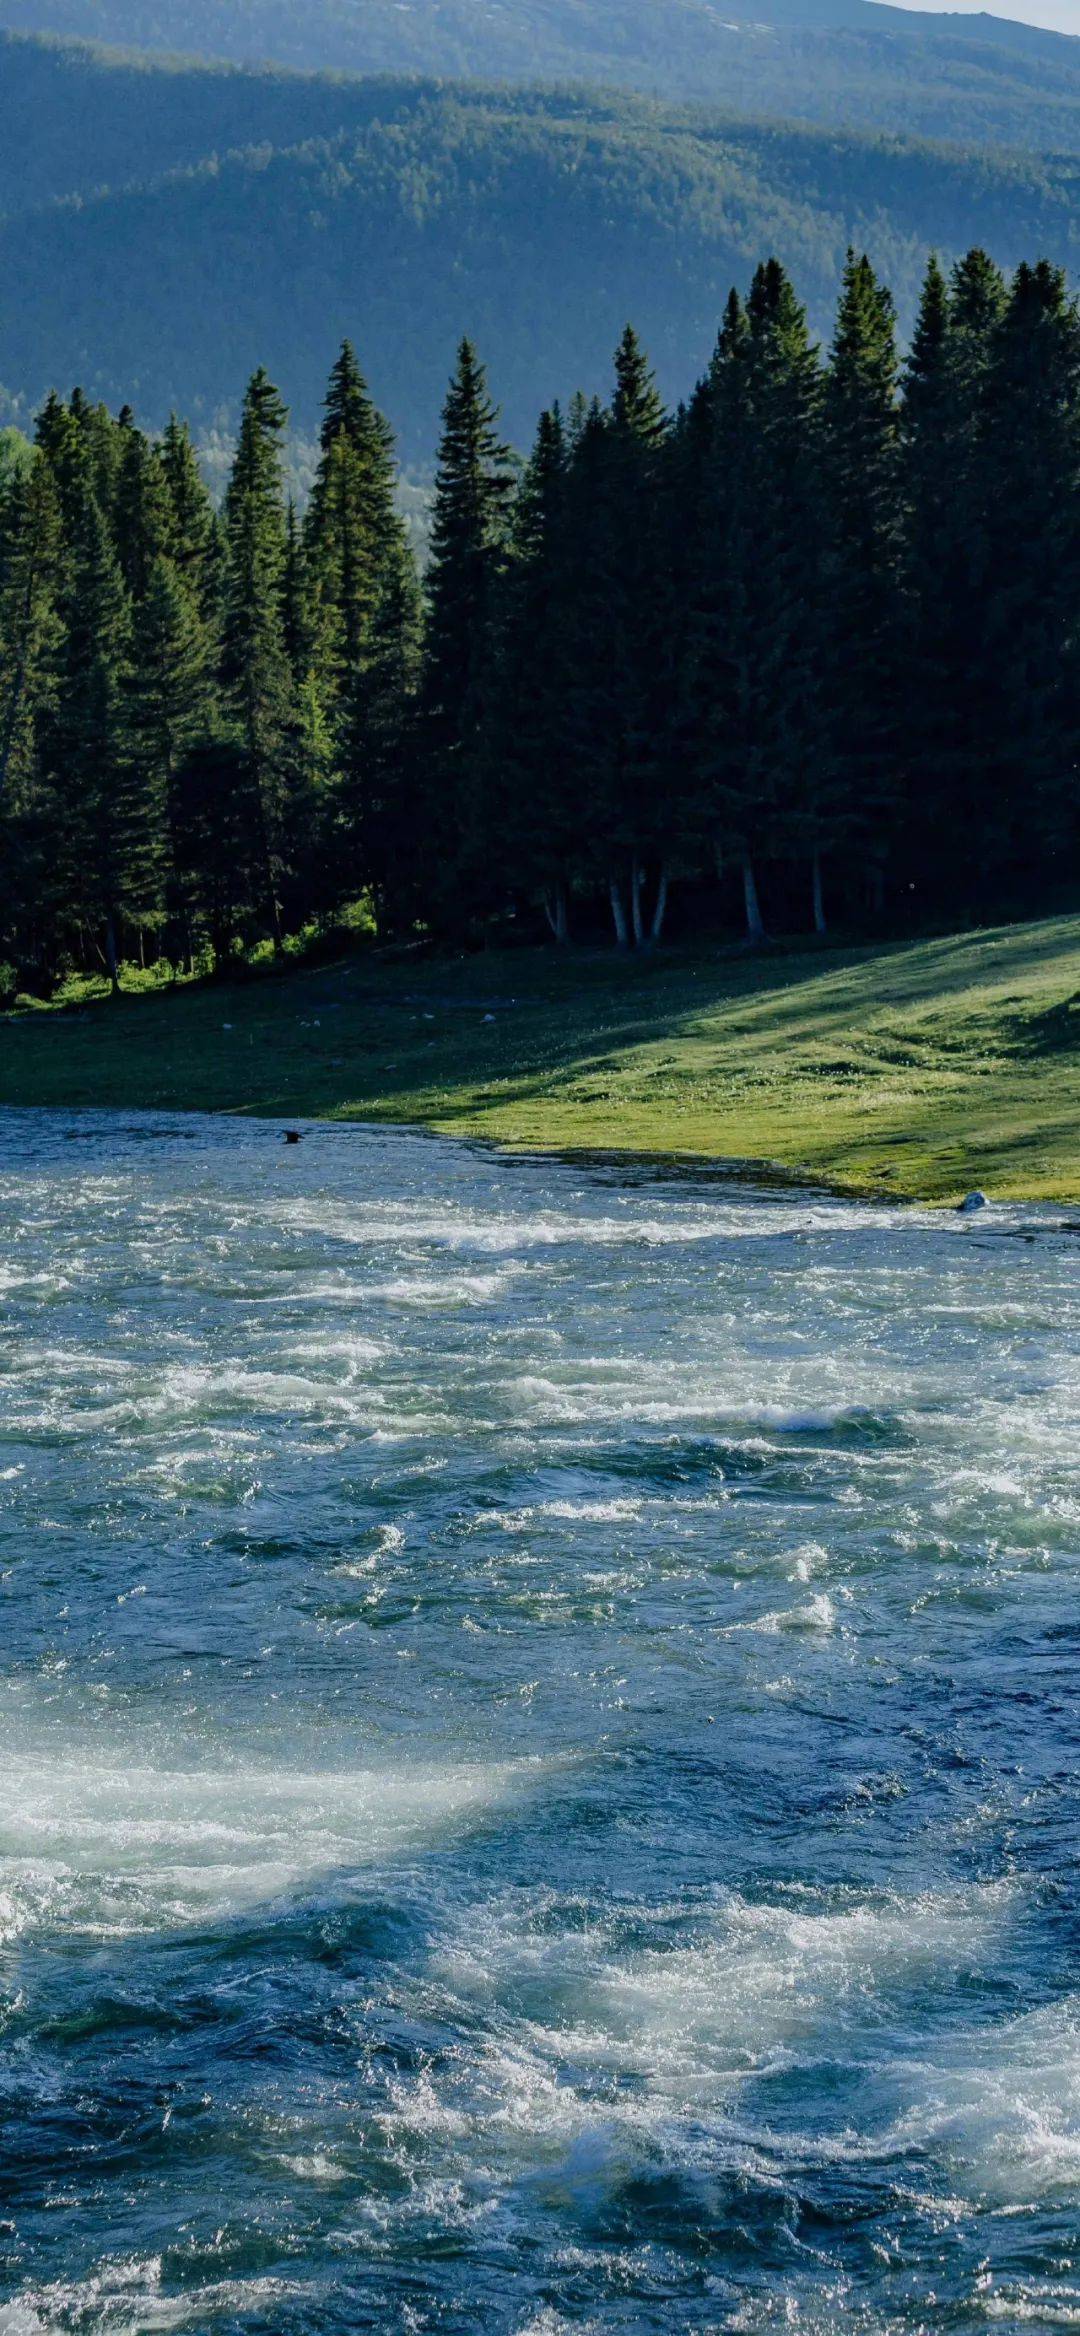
[{"left": 0, "top": 1110, "right": 1077, "bottom": 2335}]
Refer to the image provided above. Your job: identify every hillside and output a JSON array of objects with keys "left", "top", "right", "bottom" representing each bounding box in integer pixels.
[
  {"left": 3, "top": 919, "right": 1078, "bottom": 1202},
  {"left": 3, "top": 48, "right": 1080, "bottom": 450},
  {"left": 3, "top": 0, "right": 1080, "bottom": 151}
]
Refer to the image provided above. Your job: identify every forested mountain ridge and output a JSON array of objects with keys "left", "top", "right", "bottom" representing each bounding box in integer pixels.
[
  {"left": 5, "top": 43, "right": 1080, "bottom": 453},
  {"left": 3, "top": 0, "right": 1080, "bottom": 151}
]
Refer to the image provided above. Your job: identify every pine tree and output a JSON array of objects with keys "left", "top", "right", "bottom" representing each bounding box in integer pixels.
[
  {"left": 160, "top": 414, "right": 224, "bottom": 636},
  {"left": 43, "top": 495, "right": 162, "bottom": 986},
  {"left": 0, "top": 453, "right": 63, "bottom": 812},
  {"left": 35, "top": 392, "right": 91, "bottom": 538},
  {"left": 494, "top": 404, "right": 576, "bottom": 937},
  {"left": 346, "top": 539, "right": 424, "bottom": 928},
  {"left": 602, "top": 326, "right": 672, "bottom": 946},
  {"left": 128, "top": 552, "right": 217, "bottom": 967},
  {"left": 679, "top": 286, "right": 765, "bottom": 935},
  {"left": 419, "top": 338, "right": 514, "bottom": 928},
  {"left": 901, "top": 251, "right": 1012, "bottom": 907},
  {"left": 222, "top": 367, "right": 295, "bottom": 946},
  {"left": 303, "top": 343, "right": 418, "bottom": 913},
  {"left": 556, "top": 398, "right": 626, "bottom": 931},
  {"left": 305, "top": 343, "right": 401, "bottom": 693},
  {"left": 822, "top": 251, "right": 903, "bottom": 914},
  {"left": 114, "top": 418, "right": 174, "bottom": 602},
  {"left": 744, "top": 262, "right": 827, "bottom": 928},
  {"left": 977, "top": 262, "right": 1080, "bottom": 881}
]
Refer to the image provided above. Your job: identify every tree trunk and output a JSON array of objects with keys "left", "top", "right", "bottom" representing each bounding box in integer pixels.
[
  {"left": 630, "top": 855, "right": 645, "bottom": 948},
  {"left": 543, "top": 883, "right": 570, "bottom": 945},
  {"left": 812, "top": 848, "right": 827, "bottom": 936},
  {"left": 650, "top": 862, "right": 670, "bottom": 946},
  {"left": 742, "top": 855, "right": 766, "bottom": 944},
  {"left": 104, "top": 914, "right": 121, "bottom": 997},
  {"left": 609, "top": 875, "right": 630, "bottom": 949}
]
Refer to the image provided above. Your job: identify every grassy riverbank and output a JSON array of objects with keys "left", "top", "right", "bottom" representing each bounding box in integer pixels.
[{"left": 2, "top": 914, "right": 1078, "bottom": 1200}]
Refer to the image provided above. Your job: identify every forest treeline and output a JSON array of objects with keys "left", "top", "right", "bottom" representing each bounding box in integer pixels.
[{"left": 0, "top": 242, "right": 1077, "bottom": 992}]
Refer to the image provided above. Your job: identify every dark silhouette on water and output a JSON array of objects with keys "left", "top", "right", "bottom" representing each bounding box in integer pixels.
[{"left": 283, "top": 1130, "right": 303, "bottom": 1144}]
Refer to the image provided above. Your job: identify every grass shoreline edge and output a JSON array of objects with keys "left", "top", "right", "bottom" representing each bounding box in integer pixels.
[{"left": 2, "top": 912, "right": 1077, "bottom": 1205}]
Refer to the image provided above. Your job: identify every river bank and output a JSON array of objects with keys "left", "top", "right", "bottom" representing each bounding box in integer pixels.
[{"left": 2, "top": 912, "right": 1077, "bottom": 1201}]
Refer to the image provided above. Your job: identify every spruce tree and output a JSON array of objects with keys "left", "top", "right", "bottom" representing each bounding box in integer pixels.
[
  {"left": 744, "top": 261, "right": 826, "bottom": 928},
  {"left": 419, "top": 338, "right": 514, "bottom": 928},
  {"left": 679, "top": 286, "right": 765, "bottom": 935},
  {"left": 0, "top": 453, "right": 62, "bottom": 812},
  {"left": 44, "top": 495, "right": 162, "bottom": 987},
  {"left": 128, "top": 552, "right": 217, "bottom": 968},
  {"left": 494, "top": 404, "right": 577, "bottom": 937},
  {"left": 222, "top": 367, "right": 295, "bottom": 946},
  {"left": 160, "top": 414, "right": 224, "bottom": 637},
  {"left": 114, "top": 419, "right": 174, "bottom": 602},
  {"left": 977, "top": 262, "right": 1080, "bottom": 881},
  {"left": 822, "top": 251, "right": 902, "bottom": 914},
  {"left": 603, "top": 326, "right": 672, "bottom": 946},
  {"left": 304, "top": 343, "right": 418, "bottom": 911},
  {"left": 901, "top": 251, "right": 1011, "bottom": 906},
  {"left": 305, "top": 343, "right": 402, "bottom": 692}
]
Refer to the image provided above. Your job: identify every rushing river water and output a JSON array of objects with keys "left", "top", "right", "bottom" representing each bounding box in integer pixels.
[{"left": 0, "top": 1111, "right": 1077, "bottom": 2336}]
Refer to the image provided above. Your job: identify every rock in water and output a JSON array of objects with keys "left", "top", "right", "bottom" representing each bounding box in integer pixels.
[
  {"left": 283, "top": 1130, "right": 303, "bottom": 1145},
  {"left": 957, "top": 1190, "right": 988, "bottom": 1213}
]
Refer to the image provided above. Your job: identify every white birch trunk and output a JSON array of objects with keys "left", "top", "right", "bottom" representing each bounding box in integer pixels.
[
  {"left": 650, "top": 863, "right": 670, "bottom": 945},
  {"left": 631, "top": 856, "right": 645, "bottom": 949},
  {"left": 812, "top": 849, "right": 827, "bottom": 936},
  {"left": 609, "top": 875, "right": 630, "bottom": 948},
  {"left": 742, "top": 855, "right": 765, "bottom": 944},
  {"left": 105, "top": 914, "right": 120, "bottom": 996}
]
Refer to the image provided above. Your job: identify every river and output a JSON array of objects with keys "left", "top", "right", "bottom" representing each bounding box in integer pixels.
[{"left": 0, "top": 1111, "right": 1077, "bottom": 2334}]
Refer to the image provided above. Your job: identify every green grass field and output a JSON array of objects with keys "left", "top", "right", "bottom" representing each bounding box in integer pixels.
[{"left": 2, "top": 915, "right": 1078, "bottom": 1201}]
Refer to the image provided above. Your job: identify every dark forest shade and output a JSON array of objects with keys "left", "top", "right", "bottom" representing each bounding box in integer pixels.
[{"left": 1, "top": 246, "right": 1078, "bottom": 992}]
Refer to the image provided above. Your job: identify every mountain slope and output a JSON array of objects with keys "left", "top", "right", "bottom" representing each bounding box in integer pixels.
[
  {"left": 2, "top": 0, "right": 1080, "bottom": 150},
  {"left": 2, "top": 67, "right": 1080, "bottom": 453}
]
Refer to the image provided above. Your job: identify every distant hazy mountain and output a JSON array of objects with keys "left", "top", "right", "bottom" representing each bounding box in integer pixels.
[
  {"left": 1, "top": 0, "right": 1080, "bottom": 149},
  {"left": 1, "top": 38, "right": 1079, "bottom": 456}
]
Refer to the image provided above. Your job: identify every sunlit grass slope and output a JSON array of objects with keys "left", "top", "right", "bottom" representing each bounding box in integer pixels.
[{"left": 2, "top": 916, "right": 1078, "bottom": 1200}]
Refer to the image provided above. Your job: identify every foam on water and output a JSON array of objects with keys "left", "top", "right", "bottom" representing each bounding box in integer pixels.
[
  {"left": 0, "top": 1110, "right": 1076, "bottom": 2332},
  {"left": 0, "top": 1749, "right": 541, "bottom": 1937}
]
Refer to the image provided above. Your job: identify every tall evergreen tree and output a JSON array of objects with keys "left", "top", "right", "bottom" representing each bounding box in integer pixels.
[
  {"left": 43, "top": 496, "right": 162, "bottom": 986},
  {"left": 601, "top": 325, "right": 672, "bottom": 945},
  {"left": 160, "top": 414, "right": 224, "bottom": 637},
  {"left": 222, "top": 367, "right": 295, "bottom": 946},
  {"left": 419, "top": 338, "right": 514, "bottom": 928},
  {"left": 822, "top": 251, "right": 902, "bottom": 913},
  {"left": 114, "top": 419, "right": 174, "bottom": 602},
  {"left": 902, "top": 251, "right": 1011, "bottom": 902},
  {"left": 305, "top": 343, "right": 401, "bottom": 694},
  {"left": 0, "top": 453, "right": 62, "bottom": 811},
  {"left": 128, "top": 551, "right": 217, "bottom": 968},
  {"left": 304, "top": 343, "right": 418, "bottom": 904},
  {"left": 679, "top": 286, "right": 767, "bottom": 935},
  {"left": 977, "top": 262, "right": 1080, "bottom": 879},
  {"left": 494, "top": 404, "right": 577, "bottom": 937}
]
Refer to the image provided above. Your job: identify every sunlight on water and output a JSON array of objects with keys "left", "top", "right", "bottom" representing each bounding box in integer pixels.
[{"left": 0, "top": 1110, "right": 1077, "bottom": 2333}]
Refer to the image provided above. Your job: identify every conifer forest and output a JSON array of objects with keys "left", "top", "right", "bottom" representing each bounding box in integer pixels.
[{"left": 1, "top": 244, "right": 1077, "bottom": 994}]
